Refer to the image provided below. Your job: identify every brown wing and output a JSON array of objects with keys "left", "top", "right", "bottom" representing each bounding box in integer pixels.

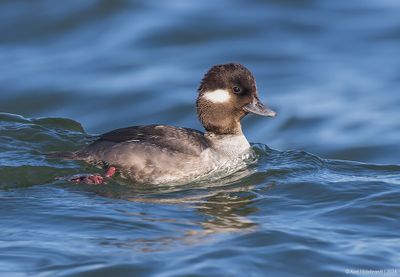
[{"left": 98, "top": 124, "right": 209, "bottom": 156}]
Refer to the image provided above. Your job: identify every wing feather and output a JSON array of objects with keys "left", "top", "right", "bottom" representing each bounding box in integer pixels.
[{"left": 98, "top": 125, "right": 209, "bottom": 156}]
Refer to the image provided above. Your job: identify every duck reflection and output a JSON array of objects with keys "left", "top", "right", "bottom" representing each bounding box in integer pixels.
[{"left": 83, "top": 167, "right": 274, "bottom": 252}]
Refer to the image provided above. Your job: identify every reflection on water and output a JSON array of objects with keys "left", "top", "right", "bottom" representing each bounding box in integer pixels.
[
  {"left": 103, "top": 189, "right": 261, "bottom": 252},
  {"left": 84, "top": 165, "right": 267, "bottom": 251}
]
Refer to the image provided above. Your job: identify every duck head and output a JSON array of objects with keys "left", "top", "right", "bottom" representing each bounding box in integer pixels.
[{"left": 196, "top": 63, "right": 276, "bottom": 135}]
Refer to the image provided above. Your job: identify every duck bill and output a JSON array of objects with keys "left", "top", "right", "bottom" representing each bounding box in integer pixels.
[{"left": 244, "top": 99, "right": 277, "bottom": 117}]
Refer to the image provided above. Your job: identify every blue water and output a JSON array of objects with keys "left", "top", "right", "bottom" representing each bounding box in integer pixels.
[{"left": 1, "top": 1, "right": 400, "bottom": 276}]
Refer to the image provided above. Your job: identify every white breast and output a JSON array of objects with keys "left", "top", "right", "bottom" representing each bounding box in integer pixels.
[{"left": 204, "top": 132, "right": 251, "bottom": 158}]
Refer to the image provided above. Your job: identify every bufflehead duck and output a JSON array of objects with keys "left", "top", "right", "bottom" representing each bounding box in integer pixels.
[{"left": 58, "top": 63, "right": 276, "bottom": 184}]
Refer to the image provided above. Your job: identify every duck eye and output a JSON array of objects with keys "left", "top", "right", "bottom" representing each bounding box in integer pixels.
[{"left": 232, "top": 86, "right": 241, "bottom": 94}]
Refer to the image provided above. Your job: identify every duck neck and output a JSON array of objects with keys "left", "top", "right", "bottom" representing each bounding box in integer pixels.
[
  {"left": 205, "top": 129, "right": 251, "bottom": 156},
  {"left": 200, "top": 113, "right": 243, "bottom": 135}
]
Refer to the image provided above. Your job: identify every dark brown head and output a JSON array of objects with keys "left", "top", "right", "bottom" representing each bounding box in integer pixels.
[{"left": 196, "top": 63, "right": 276, "bottom": 135}]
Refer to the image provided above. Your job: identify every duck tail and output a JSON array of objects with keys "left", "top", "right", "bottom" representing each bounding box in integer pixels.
[{"left": 46, "top": 151, "right": 81, "bottom": 160}]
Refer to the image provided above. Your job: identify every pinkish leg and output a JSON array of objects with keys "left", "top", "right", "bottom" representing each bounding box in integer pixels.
[
  {"left": 69, "top": 174, "right": 105, "bottom": 185},
  {"left": 68, "top": 166, "right": 117, "bottom": 185},
  {"left": 105, "top": 166, "right": 116, "bottom": 178}
]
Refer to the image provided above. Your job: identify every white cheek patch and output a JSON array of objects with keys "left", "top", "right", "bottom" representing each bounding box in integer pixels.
[{"left": 203, "top": 89, "right": 231, "bottom": 103}]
